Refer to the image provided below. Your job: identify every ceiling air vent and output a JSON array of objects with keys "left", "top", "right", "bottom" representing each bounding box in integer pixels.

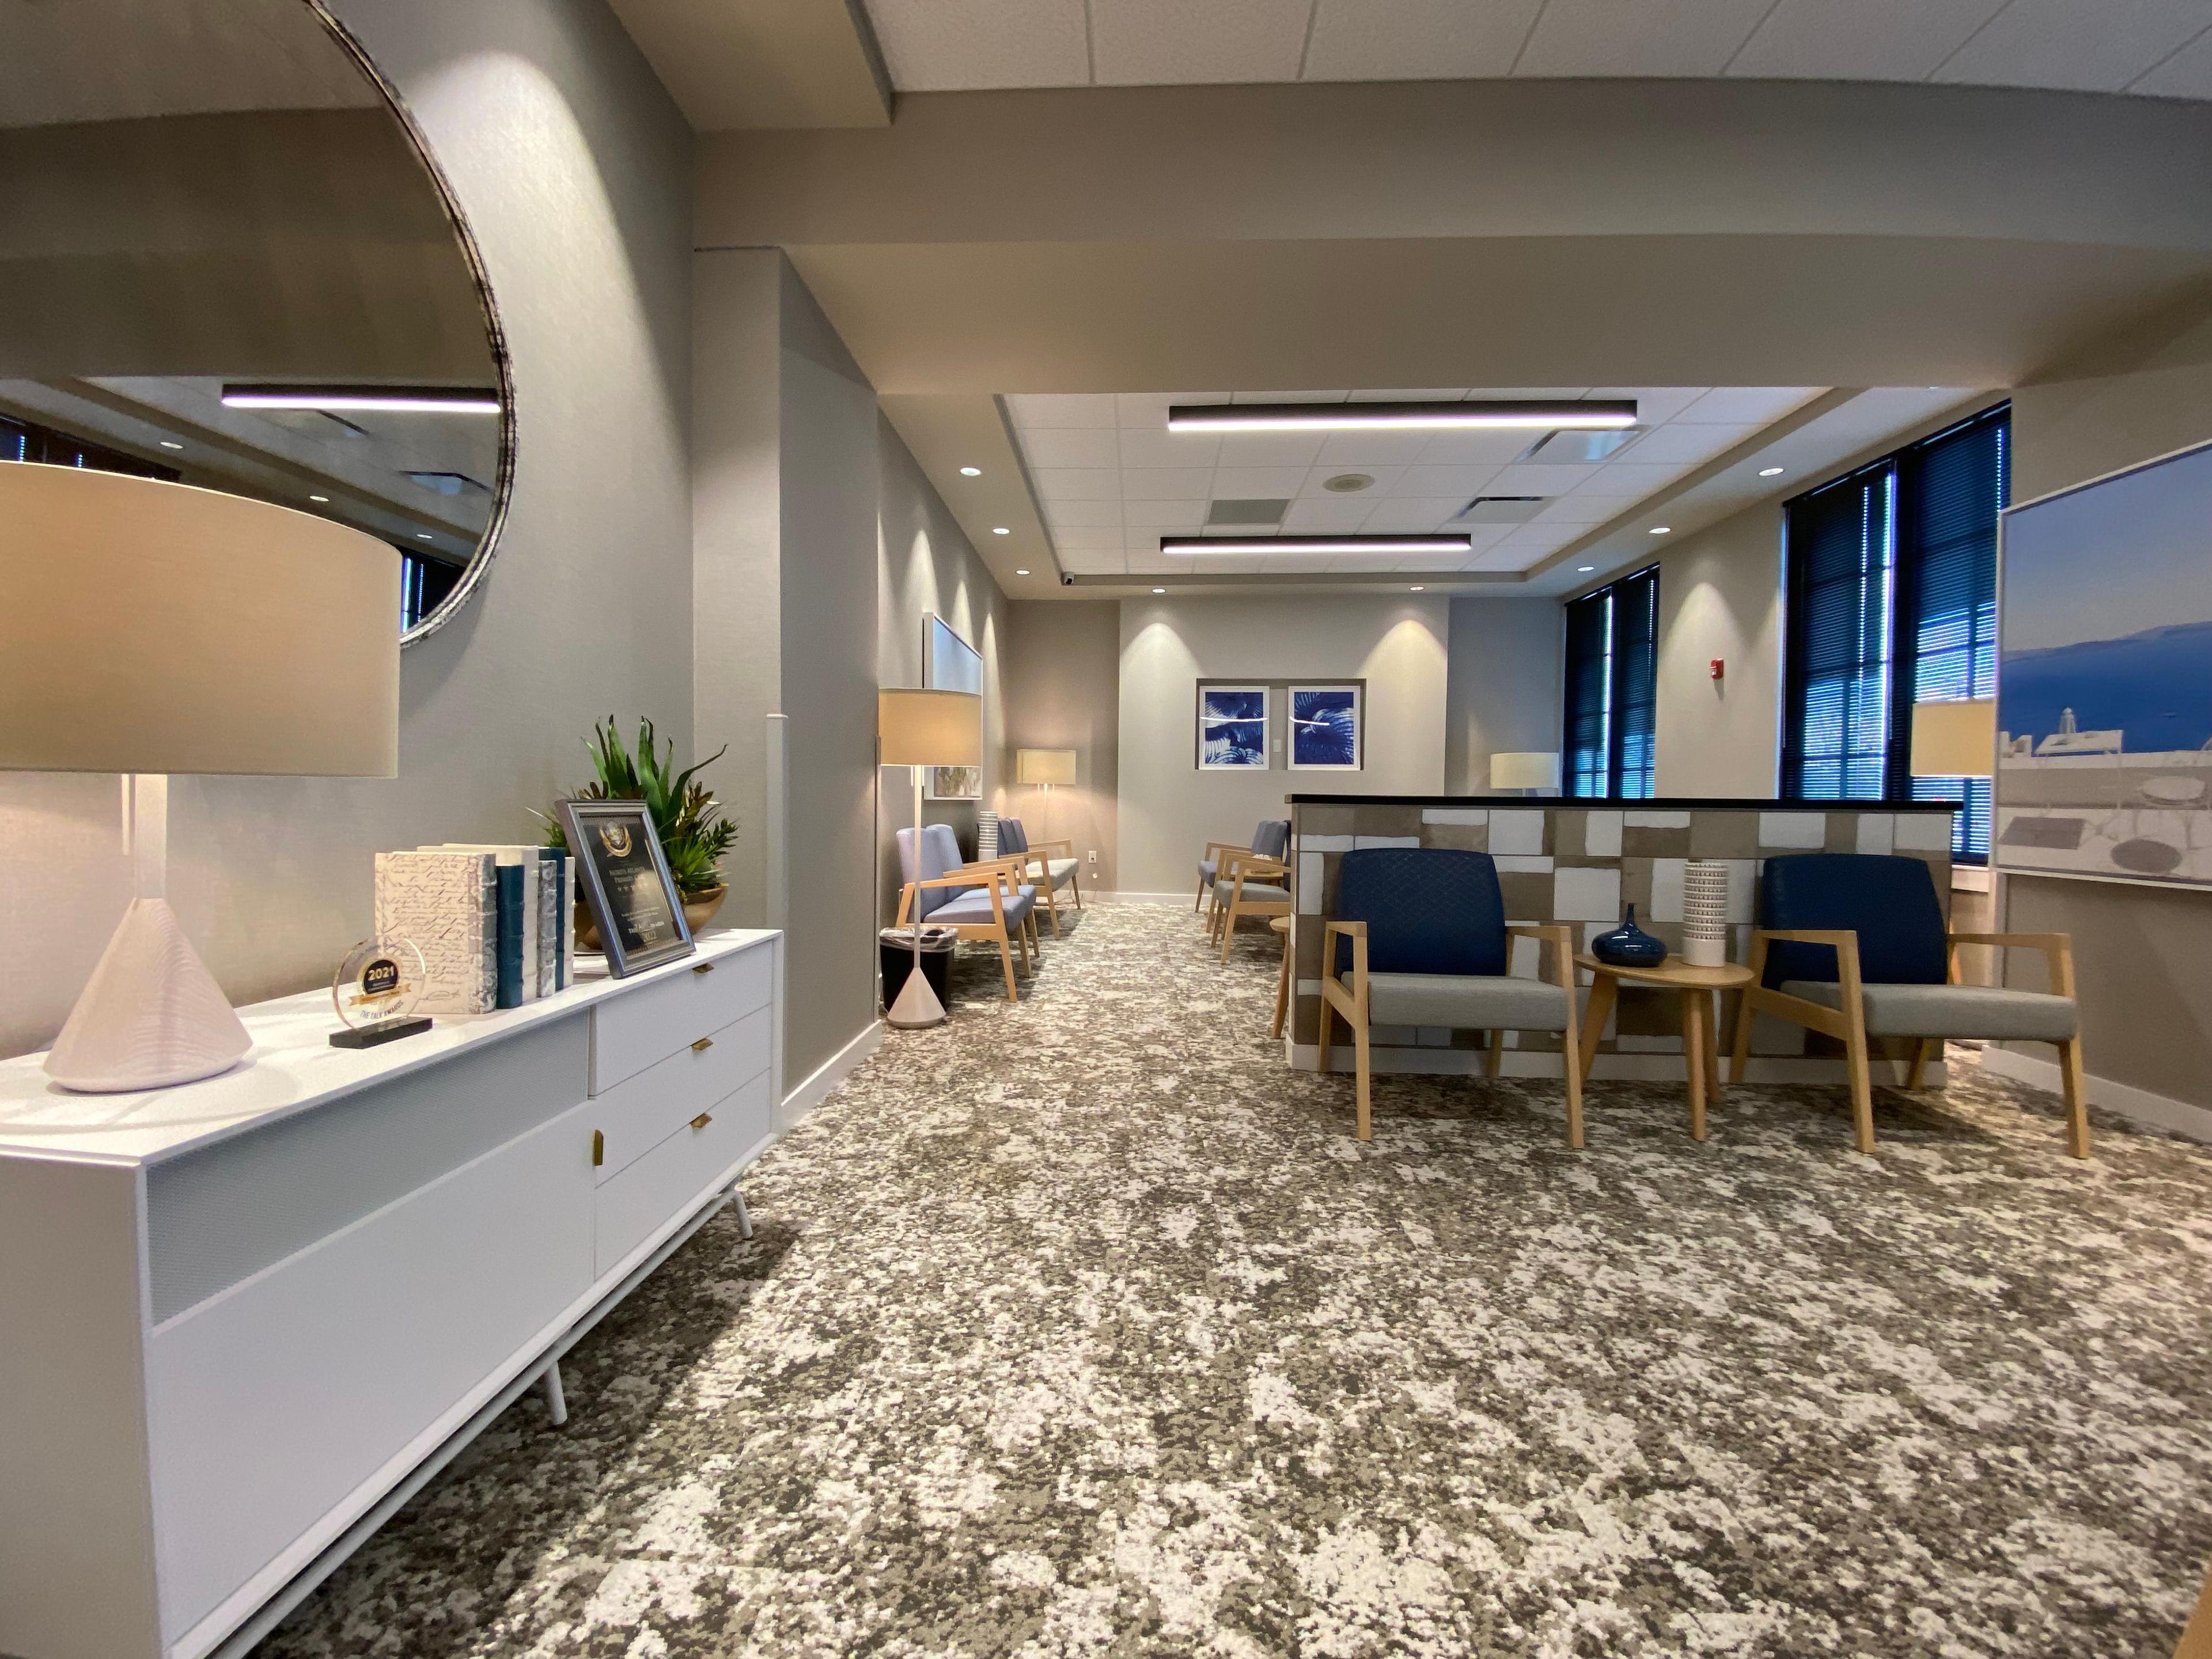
[
  {"left": 1450, "top": 496, "right": 1547, "bottom": 525},
  {"left": 1205, "top": 498, "right": 1290, "bottom": 527},
  {"left": 1520, "top": 427, "right": 1645, "bottom": 463}
]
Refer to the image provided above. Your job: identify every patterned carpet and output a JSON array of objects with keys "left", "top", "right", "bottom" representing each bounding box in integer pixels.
[{"left": 259, "top": 902, "right": 2212, "bottom": 1658}]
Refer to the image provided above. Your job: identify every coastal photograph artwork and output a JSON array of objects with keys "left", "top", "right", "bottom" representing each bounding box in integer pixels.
[
  {"left": 1289, "top": 684, "right": 1361, "bottom": 770},
  {"left": 1996, "top": 440, "right": 2212, "bottom": 885},
  {"left": 1198, "top": 685, "right": 1268, "bottom": 770}
]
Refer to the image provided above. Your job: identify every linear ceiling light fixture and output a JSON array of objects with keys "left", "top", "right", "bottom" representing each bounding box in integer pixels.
[
  {"left": 221, "top": 384, "right": 502, "bottom": 414},
  {"left": 1161, "top": 533, "right": 1474, "bottom": 555},
  {"left": 1166, "top": 399, "right": 1637, "bottom": 434}
]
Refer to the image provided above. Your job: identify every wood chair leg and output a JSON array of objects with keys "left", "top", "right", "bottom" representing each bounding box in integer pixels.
[
  {"left": 1071, "top": 873, "right": 1084, "bottom": 910},
  {"left": 1194, "top": 875, "right": 1207, "bottom": 912},
  {"left": 1682, "top": 992, "right": 1709, "bottom": 1143},
  {"left": 1578, "top": 974, "right": 1617, "bottom": 1087},
  {"left": 998, "top": 937, "right": 1018, "bottom": 1001},
  {"left": 1906, "top": 1037, "right": 1934, "bottom": 1090},
  {"left": 1272, "top": 934, "right": 1292, "bottom": 1040},
  {"left": 1219, "top": 906, "right": 1238, "bottom": 961},
  {"left": 1316, "top": 994, "right": 1335, "bottom": 1074},
  {"left": 1700, "top": 992, "right": 1724, "bottom": 1101},
  {"left": 1484, "top": 1029, "right": 1503, "bottom": 1078},
  {"left": 1562, "top": 1029, "right": 1585, "bottom": 1150},
  {"left": 1841, "top": 1009, "right": 1877, "bottom": 1155},
  {"left": 1354, "top": 1021, "right": 1372, "bottom": 1141},
  {"left": 1729, "top": 989, "right": 1755, "bottom": 1084},
  {"left": 2058, "top": 1038, "right": 2092, "bottom": 1160},
  {"left": 1042, "top": 887, "right": 1062, "bottom": 938}
]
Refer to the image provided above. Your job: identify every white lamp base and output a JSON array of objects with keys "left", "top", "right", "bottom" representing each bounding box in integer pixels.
[
  {"left": 45, "top": 897, "right": 252, "bottom": 1092},
  {"left": 885, "top": 956, "right": 947, "bottom": 1029}
]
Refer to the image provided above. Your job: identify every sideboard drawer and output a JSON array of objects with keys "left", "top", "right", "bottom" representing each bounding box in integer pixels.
[
  {"left": 594, "top": 1070, "right": 772, "bottom": 1275},
  {"left": 592, "top": 1004, "right": 770, "bottom": 1184},
  {"left": 590, "top": 942, "right": 771, "bottom": 1095}
]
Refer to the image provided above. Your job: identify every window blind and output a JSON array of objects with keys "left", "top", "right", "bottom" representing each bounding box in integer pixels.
[
  {"left": 1562, "top": 566, "right": 1658, "bottom": 797},
  {"left": 1563, "top": 589, "right": 1612, "bottom": 797},
  {"left": 1782, "top": 464, "right": 1897, "bottom": 800}
]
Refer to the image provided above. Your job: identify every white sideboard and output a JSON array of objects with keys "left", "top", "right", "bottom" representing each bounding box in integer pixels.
[{"left": 0, "top": 927, "right": 783, "bottom": 1659}]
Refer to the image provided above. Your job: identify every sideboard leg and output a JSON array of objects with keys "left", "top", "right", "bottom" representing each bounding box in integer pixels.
[
  {"left": 731, "top": 1186, "right": 755, "bottom": 1240},
  {"left": 540, "top": 1359, "right": 568, "bottom": 1427}
]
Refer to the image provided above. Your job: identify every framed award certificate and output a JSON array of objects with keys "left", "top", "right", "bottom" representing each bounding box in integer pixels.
[{"left": 557, "top": 798, "right": 695, "bottom": 976}]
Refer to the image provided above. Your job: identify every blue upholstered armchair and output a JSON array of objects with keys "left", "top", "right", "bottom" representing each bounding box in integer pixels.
[
  {"left": 997, "top": 817, "right": 1082, "bottom": 935},
  {"left": 1732, "top": 853, "right": 2088, "bottom": 1157},
  {"left": 895, "top": 823, "right": 1038, "bottom": 1001},
  {"left": 1197, "top": 819, "right": 1289, "bottom": 916},
  {"left": 1317, "top": 847, "right": 1582, "bottom": 1145}
]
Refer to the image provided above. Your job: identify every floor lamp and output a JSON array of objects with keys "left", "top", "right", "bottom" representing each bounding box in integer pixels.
[
  {"left": 1491, "top": 751, "right": 1561, "bottom": 798},
  {"left": 1016, "top": 748, "right": 1076, "bottom": 838},
  {"left": 879, "top": 687, "right": 982, "bottom": 1030},
  {"left": 1, "top": 464, "right": 400, "bottom": 1090}
]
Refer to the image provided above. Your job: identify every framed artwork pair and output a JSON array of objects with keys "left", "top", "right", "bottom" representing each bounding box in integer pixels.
[{"left": 1196, "top": 680, "right": 1363, "bottom": 771}]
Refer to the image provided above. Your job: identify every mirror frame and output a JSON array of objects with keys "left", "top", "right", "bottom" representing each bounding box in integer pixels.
[{"left": 311, "top": 2, "right": 516, "bottom": 649}]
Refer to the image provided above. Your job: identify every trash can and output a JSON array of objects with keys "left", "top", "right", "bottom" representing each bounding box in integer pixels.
[{"left": 880, "top": 926, "right": 956, "bottom": 1011}]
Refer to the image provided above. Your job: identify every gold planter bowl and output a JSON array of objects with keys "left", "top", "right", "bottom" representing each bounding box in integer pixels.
[{"left": 575, "top": 883, "right": 727, "bottom": 953}]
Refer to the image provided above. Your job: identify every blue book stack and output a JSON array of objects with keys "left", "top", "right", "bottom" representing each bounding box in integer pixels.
[{"left": 494, "top": 863, "right": 525, "bottom": 1009}]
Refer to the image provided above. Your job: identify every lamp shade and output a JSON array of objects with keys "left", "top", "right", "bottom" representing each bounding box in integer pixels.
[
  {"left": 0, "top": 464, "right": 399, "bottom": 775},
  {"left": 1490, "top": 751, "right": 1562, "bottom": 791},
  {"left": 879, "top": 688, "right": 982, "bottom": 767},
  {"left": 1910, "top": 699, "right": 1997, "bottom": 778},
  {"left": 1017, "top": 748, "right": 1077, "bottom": 786}
]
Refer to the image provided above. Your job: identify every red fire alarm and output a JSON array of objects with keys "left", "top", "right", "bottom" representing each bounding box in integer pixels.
[{"left": 1710, "top": 658, "right": 1726, "bottom": 681}]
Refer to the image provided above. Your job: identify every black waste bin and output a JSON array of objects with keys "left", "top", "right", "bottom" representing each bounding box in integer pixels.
[{"left": 880, "top": 926, "right": 955, "bottom": 1011}]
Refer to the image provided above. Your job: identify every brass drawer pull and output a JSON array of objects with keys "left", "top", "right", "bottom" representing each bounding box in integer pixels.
[
  {"left": 691, "top": 1036, "right": 714, "bottom": 1052},
  {"left": 591, "top": 1130, "right": 604, "bottom": 1167},
  {"left": 691, "top": 1112, "right": 713, "bottom": 1130},
  {"left": 693, "top": 961, "right": 715, "bottom": 975}
]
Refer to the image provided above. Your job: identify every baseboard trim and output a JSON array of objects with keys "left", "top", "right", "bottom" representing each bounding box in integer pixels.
[
  {"left": 1979, "top": 1045, "right": 2212, "bottom": 1143},
  {"left": 1281, "top": 1041, "right": 1927, "bottom": 1086},
  {"left": 781, "top": 1020, "right": 882, "bottom": 1128}
]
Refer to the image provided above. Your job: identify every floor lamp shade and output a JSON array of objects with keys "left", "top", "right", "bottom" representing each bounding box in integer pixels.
[
  {"left": 1017, "top": 748, "right": 1077, "bottom": 786},
  {"left": 1490, "top": 751, "right": 1562, "bottom": 791},
  {"left": 0, "top": 465, "right": 399, "bottom": 775},
  {"left": 878, "top": 688, "right": 982, "bottom": 767},
  {"left": 1910, "top": 699, "right": 1997, "bottom": 778},
  {"left": 2, "top": 465, "right": 403, "bottom": 1091}
]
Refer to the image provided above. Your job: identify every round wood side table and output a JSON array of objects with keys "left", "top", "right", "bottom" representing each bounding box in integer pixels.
[{"left": 1574, "top": 954, "right": 1756, "bottom": 1141}]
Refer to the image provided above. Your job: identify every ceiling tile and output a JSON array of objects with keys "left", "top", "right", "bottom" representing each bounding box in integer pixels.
[
  {"left": 1300, "top": 464, "right": 1406, "bottom": 497},
  {"left": 864, "top": 0, "right": 1090, "bottom": 90},
  {"left": 1119, "top": 429, "right": 1222, "bottom": 468},
  {"left": 1122, "top": 467, "right": 1218, "bottom": 499},
  {"left": 1533, "top": 497, "right": 1628, "bottom": 526},
  {"left": 2134, "top": 24, "right": 2212, "bottom": 92},
  {"left": 1010, "top": 393, "right": 1120, "bottom": 428},
  {"left": 1413, "top": 430, "right": 1540, "bottom": 465},
  {"left": 1032, "top": 467, "right": 1123, "bottom": 501},
  {"left": 1302, "top": 0, "right": 1541, "bottom": 80},
  {"left": 1056, "top": 548, "right": 1121, "bottom": 573},
  {"left": 1049, "top": 525, "right": 1129, "bottom": 550},
  {"left": 1620, "top": 421, "right": 1761, "bottom": 464},
  {"left": 1124, "top": 500, "right": 1207, "bottom": 529},
  {"left": 1282, "top": 497, "right": 1376, "bottom": 531},
  {"left": 1021, "top": 427, "right": 1121, "bottom": 468},
  {"left": 1728, "top": 0, "right": 2006, "bottom": 81},
  {"left": 1047, "top": 499, "right": 1127, "bottom": 528},
  {"left": 1936, "top": 0, "right": 2212, "bottom": 92},
  {"left": 1315, "top": 431, "right": 1435, "bottom": 465},
  {"left": 1213, "top": 465, "right": 1312, "bottom": 497},
  {"left": 1566, "top": 462, "right": 1692, "bottom": 498},
  {"left": 1359, "top": 497, "right": 1465, "bottom": 531},
  {"left": 1090, "top": 0, "right": 1316, "bottom": 85},
  {"left": 1389, "top": 463, "right": 1503, "bottom": 497},
  {"left": 1215, "top": 433, "right": 1327, "bottom": 467},
  {"left": 1117, "top": 391, "right": 1232, "bottom": 426},
  {"left": 1488, "top": 461, "right": 1595, "bottom": 493},
  {"left": 1515, "top": 0, "right": 1778, "bottom": 77},
  {"left": 1674, "top": 386, "right": 1824, "bottom": 423}
]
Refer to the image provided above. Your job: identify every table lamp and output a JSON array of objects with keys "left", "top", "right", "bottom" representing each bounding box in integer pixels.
[
  {"left": 1, "top": 464, "right": 400, "bottom": 1091},
  {"left": 1490, "top": 751, "right": 1561, "bottom": 796},
  {"left": 878, "top": 687, "right": 982, "bottom": 1030},
  {"left": 1910, "top": 699, "right": 1997, "bottom": 779},
  {"left": 1016, "top": 748, "right": 1076, "bottom": 833}
]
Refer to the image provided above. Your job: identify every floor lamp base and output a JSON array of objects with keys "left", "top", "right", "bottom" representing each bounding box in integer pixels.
[
  {"left": 885, "top": 956, "right": 947, "bottom": 1029},
  {"left": 45, "top": 897, "right": 252, "bottom": 1092}
]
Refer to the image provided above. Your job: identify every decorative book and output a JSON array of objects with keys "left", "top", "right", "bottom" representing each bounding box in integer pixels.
[{"left": 373, "top": 851, "right": 497, "bottom": 1014}]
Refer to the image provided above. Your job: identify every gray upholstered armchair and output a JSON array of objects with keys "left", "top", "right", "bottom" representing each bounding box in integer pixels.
[
  {"left": 894, "top": 823, "right": 1038, "bottom": 1001},
  {"left": 998, "top": 817, "right": 1081, "bottom": 935},
  {"left": 1316, "top": 847, "right": 1583, "bottom": 1145},
  {"left": 1731, "top": 853, "right": 2088, "bottom": 1157},
  {"left": 1197, "top": 818, "right": 1289, "bottom": 916}
]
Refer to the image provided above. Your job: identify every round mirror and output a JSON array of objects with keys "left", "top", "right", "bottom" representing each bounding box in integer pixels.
[{"left": 0, "top": 0, "right": 511, "bottom": 645}]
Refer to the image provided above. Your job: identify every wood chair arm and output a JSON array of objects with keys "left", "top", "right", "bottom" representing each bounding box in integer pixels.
[
  {"left": 1204, "top": 840, "right": 1254, "bottom": 861},
  {"left": 1321, "top": 921, "right": 1368, "bottom": 1016},
  {"left": 1506, "top": 923, "right": 1575, "bottom": 987},
  {"left": 1948, "top": 931, "right": 2070, "bottom": 950},
  {"left": 1028, "top": 838, "right": 1077, "bottom": 857},
  {"left": 1947, "top": 932, "right": 2075, "bottom": 998},
  {"left": 1753, "top": 929, "right": 1861, "bottom": 946}
]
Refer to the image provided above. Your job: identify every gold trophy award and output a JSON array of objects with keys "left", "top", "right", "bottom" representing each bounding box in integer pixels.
[{"left": 330, "top": 935, "right": 433, "bottom": 1050}]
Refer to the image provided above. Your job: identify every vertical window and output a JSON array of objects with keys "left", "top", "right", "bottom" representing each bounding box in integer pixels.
[
  {"left": 1563, "top": 565, "right": 1660, "bottom": 797},
  {"left": 1781, "top": 404, "right": 2007, "bottom": 861},
  {"left": 399, "top": 549, "right": 463, "bottom": 631}
]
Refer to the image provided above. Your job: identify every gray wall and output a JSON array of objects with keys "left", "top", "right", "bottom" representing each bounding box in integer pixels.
[
  {"left": 1649, "top": 505, "right": 1785, "bottom": 799},
  {"left": 0, "top": 0, "right": 696, "bottom": 1058},
  {"left": 2003, "top": 294, "right": 2212, "bottom": 1109},
  {"left": 1003, "top": 602, "right": 1120, "bottom": 895},
  {"left": 1444, "top": 600, "right": 1563, "bottom": 796},
  {"left": 877, "top": 421, "right": 1009, "bottom": 919}
]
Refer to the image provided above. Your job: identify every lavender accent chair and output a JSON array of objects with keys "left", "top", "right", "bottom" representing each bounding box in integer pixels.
[
  {"left": 998, "top": 817, "right": 1081, "bottom": 936},
  {"left": 894, "top": 824, "right": 1036, "bottom": 1001}
]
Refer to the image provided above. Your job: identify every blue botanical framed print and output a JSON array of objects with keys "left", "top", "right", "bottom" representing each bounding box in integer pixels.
[
  {"left": 1198, "top": 684, "right": 1269, "bottom": 770},
  {"left": 1290, "top": 683, "right": 1362, "bottom": 770}
]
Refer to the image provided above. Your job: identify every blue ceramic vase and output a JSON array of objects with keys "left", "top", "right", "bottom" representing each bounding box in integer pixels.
[{"left": 1591, "top": 904, "right": 1667, "bottom": 968}]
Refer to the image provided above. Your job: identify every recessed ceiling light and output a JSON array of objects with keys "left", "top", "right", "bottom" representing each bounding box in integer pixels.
[
  {"left": 992, "top": 527, "right": 1010, "bottom": 535},
  {"left": 1578, "top": 566, "right": 1595, "bottom": 573},
  {"left": 1759, "top": 466, "right": 1785, "bottom": 477},
  {"left": 960, "top": 466, "right": 982, "bottom": 476},
  {"left": 158, "top": 441, "right": 183, "bottom": 450},
  {"left": 1015, "top": 569, "right": 1030, "bottom": 575},
  {"left": 1153, "top": 587, "right": 1166, "bottom": 594},
  {"left": 1649, "top": 526, "right": 1672, "bottom": 535},
  {"left": 1410, "top": 585, "right": 1425, "bottom": 591},
  {"left": 222, "top": 383, "right": 501, "bottom": 414},
  {"left": 308, "top": 494, "right": 329, "bottom": 502},
  {"left": 1161, "top": 533, "right": 1474, "bottom": 556},
  {"left": 416, "top": 533, "right": 434, "bottom": 541},
  {"left": 1168, "top": 399, "right": 1637, "bottom": 434},
  {"left": 1323, "top": 473, "right": 1375, "bottom": 494}
]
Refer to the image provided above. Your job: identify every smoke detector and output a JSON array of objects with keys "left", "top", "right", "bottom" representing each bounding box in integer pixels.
[{"left": 1323, "top": 473, "right": 1375, "bottom": 494}]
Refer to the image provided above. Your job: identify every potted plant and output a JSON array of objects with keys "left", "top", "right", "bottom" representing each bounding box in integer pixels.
[{"left": 547, "top": 718, "right": 736, "bottom": 946}]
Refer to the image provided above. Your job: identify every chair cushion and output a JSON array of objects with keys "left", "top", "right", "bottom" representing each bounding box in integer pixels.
[
  {"left": 1760, "top": 854, "right": 1948, "bottom": 990},
  {"left": 932, "top": 890, "right": 1033, "bottom": 927},
  {"left": 1046, "top": 858, "right": 1079, "bottom": 886},
  {"left": 1198, "top": 857, "right": 1219, "bottom": 884},
  {"left": 1252, "top": 819, "right": 1291, "bottom": 861},
  {"left": 1217, "top": 881, "right": 1290, "bottom": 904},
  {"left": 1334, "top": 847, "right": 1507, "bottom": 977},
  {"left": 1779, "top": 980, "right": 2078, "bottom": 1041},
  {"left": 1344, "top": 972, "right": 1571, "bottom": 1032}
]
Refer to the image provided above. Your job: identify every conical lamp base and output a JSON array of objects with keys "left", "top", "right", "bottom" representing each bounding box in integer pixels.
[
  {"left": 45, "top": 898, "right": 252, "bottom": 1092},
  {"left": 885, "top": 957, "right": 946, "bottom": 1029}
]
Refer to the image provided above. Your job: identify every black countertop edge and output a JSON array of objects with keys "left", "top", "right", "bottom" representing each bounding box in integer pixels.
[{"left": 1286, "top": 794, "right": 1957, "bottom": 811}]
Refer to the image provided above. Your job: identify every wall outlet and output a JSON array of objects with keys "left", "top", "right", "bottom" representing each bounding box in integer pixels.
[{"left": 1088, "top": 849, "right": 1098, "bottom": 863}]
